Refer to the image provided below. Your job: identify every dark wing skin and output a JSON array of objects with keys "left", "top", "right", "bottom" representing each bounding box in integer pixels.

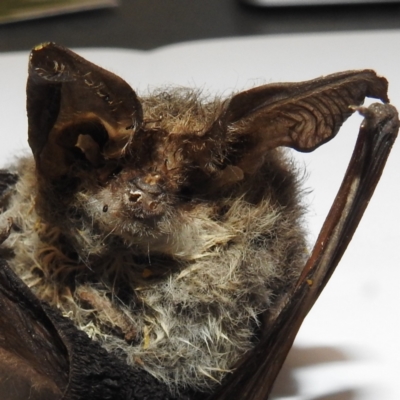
[
  {"left": 208, "top": 103, "right": 399, "bottom": 400},
  {"left": 0, "top": 261, "right": 68, "bottom": 400}
]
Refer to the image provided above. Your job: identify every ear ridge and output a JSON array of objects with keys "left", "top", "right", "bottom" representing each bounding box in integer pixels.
[
  {"left": 215, "top": 70, "right": 389, "bottom": 174},
  {"left": 224, "top": 70, "right": 388, "bottom": 124},
  {"left": 27, "top": 43, "right": 143, "bottom": 181}
]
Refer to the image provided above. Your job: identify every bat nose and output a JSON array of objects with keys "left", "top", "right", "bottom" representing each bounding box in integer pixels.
[
  {"left": 125, "top": 175, "right": 165, "bottom": 217},
  {"left": 128, "top": 190, "right": 143, "bottom": 203},
  {"left": 128, "top": 188, "right": 159, "bottom": 211},
  {"left": 126, "top": 187, "right": 163, "bottom": 216}
]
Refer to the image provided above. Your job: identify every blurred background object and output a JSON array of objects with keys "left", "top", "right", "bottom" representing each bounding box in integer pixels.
[
  {"left": 1, "top": 0, "right": 400, "bottom": 51},
  {"left": 0, "top": 0, "right": 117, "bottom": 25},
  {"left": 242, "top": 0, "right": 400, "bottom": 6}
]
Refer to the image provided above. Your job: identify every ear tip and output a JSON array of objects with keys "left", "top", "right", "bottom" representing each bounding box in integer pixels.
[
  {"left": 29, "top": 42, "right": 57, "bottom": 62},
  {"left": 361, "top": 69, "right": 390, "bottom": 103},
  {"left": 29, "top": 42, "right": 55, "bottom": 77},
  {"left": 31, "top": 41, "right": 56, "bottom": 51},
  {"left": 28, "top": 42, "right": 76, "bottom": 83}
]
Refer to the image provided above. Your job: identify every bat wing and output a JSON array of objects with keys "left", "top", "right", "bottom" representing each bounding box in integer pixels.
[{"left": 0, "top": 260, "right": 68, "bottom": 399}]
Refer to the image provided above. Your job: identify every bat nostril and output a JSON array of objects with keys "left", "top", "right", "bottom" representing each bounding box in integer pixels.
[
  {"left": 148, "top": 201, "right": 157, "bottom": 211},
  {"left": 129, "top": 190, "right": 142, "bottom": 202}
]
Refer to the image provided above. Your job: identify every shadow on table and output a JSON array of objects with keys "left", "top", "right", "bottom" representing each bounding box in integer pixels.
[{"left": 270, "top": 345, "right": 357, "bottom": 400}]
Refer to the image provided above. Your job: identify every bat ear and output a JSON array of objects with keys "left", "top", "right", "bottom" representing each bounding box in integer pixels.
[
  {"left": 26, "top": 43, "right": 143, "bottom": 181},
  {"left": 215, "top": 70, "right": 389, "bottom": 174}
]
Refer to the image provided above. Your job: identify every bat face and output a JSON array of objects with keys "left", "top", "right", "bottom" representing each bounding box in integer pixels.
[
  {"left": 75, "top": 96, "right": 224, "bottom": 244},
  {"left": 0, "top": 42, "right": 397, "bottom": 399}
]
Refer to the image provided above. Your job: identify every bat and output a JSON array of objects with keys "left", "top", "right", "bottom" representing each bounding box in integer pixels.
[{"left": 0, "top": 42, "right": 397, "bottom": 400}]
